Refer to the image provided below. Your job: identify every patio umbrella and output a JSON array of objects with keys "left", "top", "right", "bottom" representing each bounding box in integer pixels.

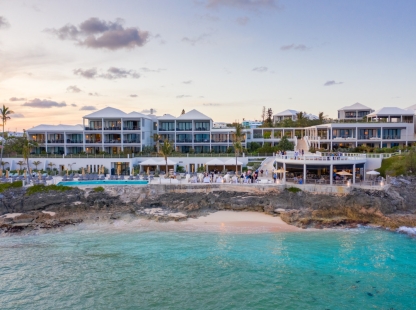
[
  {"left": 336, "top": 170, "right": 352, "bottom": 176},
  {"left": 366, "top": 170, "right": 380, "bottom": 175},
  {"left": 147, "top": 166, "right": 150, "bottom": 175},
  {"left": 38, "top": 171, "right": 41, "bottom": 180},
  {"left": 0, "top": 169, "right": 2, "bottom": 177},
  {"left": 6, "top": 170, "right": 9, "bottom": 178},
  {"left": 117, "top": 165, "right": 121, "bottom": 176},
  {"left": 87, "top": 165, "right": 90, "bottom": 174},
  {"left": 66, "top": 169, "right": 69, "bottom": 176},
  {"left": 275, "top": 168, "right": 287, "bottom": 173},
  {"left": 24, "top": 170, "right": 27, "bottom": 178},
  {"left": 29, "top": 168, "right": 32, "bottom": 174},
  {"left": 82, "top": 167, "right": 85, "bottom": 176}
]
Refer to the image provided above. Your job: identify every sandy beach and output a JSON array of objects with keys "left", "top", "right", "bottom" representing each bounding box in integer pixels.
[{"left": 76, "top": 211, "right": 303, "bottom": 234}]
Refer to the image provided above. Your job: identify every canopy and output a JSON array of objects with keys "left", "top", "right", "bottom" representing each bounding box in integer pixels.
[
  {"left": 156, "top": 159, "right": 177, "bottom": 166},
  {"left": 139, "top": 159, "right": 159, "bottom": 166},
  {"left": 366, "top": 170, "right": 380, "bottom": 175},
  {"left": 205, "top": 159, "right": 225, "bottom": 166},
  {"left": 275, "top": 168, "right": 287, "bottom": 173},
  {"left": 224, "top": 158, "right": 243, "bottom": 165},
  {"left": 336, "top": 170, "right": 352, "bottom": 176}
]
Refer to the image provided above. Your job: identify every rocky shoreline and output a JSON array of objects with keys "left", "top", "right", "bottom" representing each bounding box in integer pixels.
[{"left": 1, "top": 178, "right": 416, "bottom": 235}]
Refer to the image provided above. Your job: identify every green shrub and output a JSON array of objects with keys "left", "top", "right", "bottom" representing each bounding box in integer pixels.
[
  {"left": 0, "top": 181, "right": 23, "bottom": 193},
  {"left": 26, "top": 184, "right": 72, "bottom": 196},
  {"left": 286, "top": 186, "right": 302, "bottom": 193},
  {"left": 93, "top": 186, "right": 105, "bottom": 192}
]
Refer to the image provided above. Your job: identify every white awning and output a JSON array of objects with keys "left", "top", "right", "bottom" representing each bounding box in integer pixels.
[
  {"left": 205, "top": 159, "right": 226, "bottom": 166},
  {"left": 156, "top": 159, "right": 177, "bottom": 166},
  {"left": 140, "top": 159, "right": 159, "bottom": 166},
  {"left": 224, "top": 158, "right": 243, "bottom": 165}
]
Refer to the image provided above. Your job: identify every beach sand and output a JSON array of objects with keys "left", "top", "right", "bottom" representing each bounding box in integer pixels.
[{"left": 89, "top": 211, "right": 303, "bottom": 234}]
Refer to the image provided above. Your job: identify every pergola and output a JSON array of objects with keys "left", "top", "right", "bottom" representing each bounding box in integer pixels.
[
  {"left": 205, "top": 158, "right": 225, "bottom": 173},
  {"left": 224, "top": 158, "right": 243, "bottom": 173},
  {"left": 139, "top": 159, "right": 159, "bottom": 173},
  {"left": 156, "top": 159, "right": 177, "bottom": 173}
]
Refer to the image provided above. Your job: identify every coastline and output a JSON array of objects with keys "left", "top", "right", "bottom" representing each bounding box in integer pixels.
[{"left": 1, "top": 178, "right": 416, "bottom": 236}]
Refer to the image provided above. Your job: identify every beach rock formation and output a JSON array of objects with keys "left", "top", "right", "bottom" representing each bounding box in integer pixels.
[{"left": 1, "top": 177, "right": 416, "bottom": 234}]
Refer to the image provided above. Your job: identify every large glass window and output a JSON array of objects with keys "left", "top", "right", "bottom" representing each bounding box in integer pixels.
[
  {"left": 177, "top": 122, "right": 192, "bottom": 131},
  {"left": 67, "top": 134, "right": 83, "bottom": 143},
  {"left": 332, "top": 129, "right": 355, "bottom": 138},
  {"left": 160, "top": 122, "right": 175, "bottom": 131},
  {"left": 194, "top": 134, "right": 210, "bottom": 142},
  {"left": 88, "top": 121, "right": 102, "bottom": 130},
  {"left": 123, "top": 134, "right": 140, "bottom": 143},
  {"left": 345, "top": 112, "right": 356, "bottom": 118},
  {"left": 195, "top": 122, "right": 210, "bottom": 131},
  {"left": 124, "top": 120, "right": 140, "bottom": 130},
  {"left": 212, "top": 134, "right": 228, "bottom": 142},
  {"left": 382, "top": 129, "right": 401, "bottom": 139},
  {"left": 176, "top": 134, "right": 192, "bottom": 142},
  {"left": 358, "top": 129, "right": 381, "bottom": 139}
]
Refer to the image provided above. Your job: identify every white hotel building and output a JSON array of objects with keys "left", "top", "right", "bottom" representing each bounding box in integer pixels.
[{"left": 26, "top": 103, "right": 416, "bottom": 156}]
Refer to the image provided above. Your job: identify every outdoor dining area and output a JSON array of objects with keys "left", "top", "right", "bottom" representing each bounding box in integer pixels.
[{"left": 0, "top": 169, "right": 53, "bottom": 185}]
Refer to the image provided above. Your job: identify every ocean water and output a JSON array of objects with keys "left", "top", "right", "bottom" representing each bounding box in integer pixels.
[{"left": 1, "top": 226, "right": 415, "bottom": 310}]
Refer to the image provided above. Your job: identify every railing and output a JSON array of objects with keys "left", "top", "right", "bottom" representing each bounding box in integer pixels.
[
  {"left": 47, "top": 140, "right": 65, "bottom": 143},
  {"left": 275, "top": 154, "right": 366, "bottom": 161},
  {"left": 66, "top": 141, "right": 84, "bottom": 144}
]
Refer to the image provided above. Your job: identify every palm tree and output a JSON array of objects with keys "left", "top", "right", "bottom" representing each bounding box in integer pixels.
[
  {"left": 159, "top": 139, "right": 173, "bottom": 177},
  {"left": 22, "top": 130, "right": 37, "bottom": 171},
  {"left": 0, "top": 105, "right": 14, "bottom": 162},
  {"left": 318, "top": 112, "right": 326, "bottom": 124},
  {"left": 47, "top": 162, "right": 55, "bottom": 171},
  {"left": 153, "top": 133, "right": 160, "bottom": 152},
  {"left": 0, "top": 161, "right": 9, "bottom": 170},
  {"left": 17, "top": 160, "right": 26, "bottom": 171},
  {"left": 232, "top": 122, "right": 244, "bottom": 174},
  {"left": 32, "top": 160, "right": 42, "bottom": 170}
]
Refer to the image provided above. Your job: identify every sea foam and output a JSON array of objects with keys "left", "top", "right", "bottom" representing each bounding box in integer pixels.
[{"left": 398, "top": 226, "right": 416, "bottom": 235}]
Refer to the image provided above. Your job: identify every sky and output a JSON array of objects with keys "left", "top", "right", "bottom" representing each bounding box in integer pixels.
[{"left": 1, "top": 0, "right": 416, "bottom": 131}]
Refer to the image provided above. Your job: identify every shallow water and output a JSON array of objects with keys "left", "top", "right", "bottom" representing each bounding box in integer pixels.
[{"left": 1, "top": 226, "right": 415, "bottom": 309}]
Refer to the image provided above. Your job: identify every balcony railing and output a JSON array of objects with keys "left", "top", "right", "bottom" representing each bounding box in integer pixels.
[
  {"left": 123, "top": 140, "right": 141, "bottom": 144},
  {"left": 85, "top": 127, "right": 102, "bottom": 130},
  {"left": 176, "top": 139, "right": 192, "bottom": 143},
  {"left": 66, "top": 140, "right": 83, "bottom": 144},
  {"left": 194, "top": 139, "right": 210, "bottom": 143},
  {"left": 85, "top": 140, "right": 102, "bottom": 143},
  {"left": 123, "top": 127, "right": 141, "bottom": 130},
  {"left": 47, "top": 140, "right": 65, "bottom": 143},
  {"left": 104, "top": 140, "right": 122, "bottom": 143}
]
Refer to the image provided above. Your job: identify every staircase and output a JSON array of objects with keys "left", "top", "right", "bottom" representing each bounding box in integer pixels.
[{"left": 295, "top": 137, "right": 310, "bottom": 153}]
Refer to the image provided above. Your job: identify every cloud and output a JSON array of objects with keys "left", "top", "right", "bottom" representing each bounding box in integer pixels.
[
  {"left": 71, "top": 103, "right": 77, "bottom": 107},
  {"left": 203, "top": 103, "right": 221, "bottom": 106},
  {"left": 182, "top": 33, "right": 209, "bottom": 46},
  {"left": 9, "top": 97, "right": 26, "bottom": 101},
  {"left": 176, "top": 95, "right": 192, "bottom": 98},
  {"left": 67, "top": 85, "right": 82, "bottom": 93},
  {"left": 280, "top": 44, "right": 309, "bottom": 51},
  {"left": 22, "top": 98, "right": 67, "bottom": 108},
  {"left": 140, "top": 109, "right": 157, "bottom": 113},
  {"left": 44, "top": 17, "right": 149, "bottom": 50},
  {"left": 10, "top": 113, "right": 25, "bottom": 118},
  {"left": 324, "top": 80, "right": 343, "bottom": 86},
  {"left": 204, "top": 0, "right": 280, "bottom": 10},
  {"left": 130, "top": 94, "right": 138, "bottom": 97},
  {"left": 236, "top": 16, "right": 249, "bottom": 25},
  {"left": 73, "top": 67, "right": 97, "bottom": 79},
  {"left": 79, "top": 105, "right": 97, "bottom": 111},
  {"left": 252, "top": 66, "right": 268, "bottom": 72},
  {"left": 74, "top": 67, "right": 139, "bottom": 79},
  {"left": 0, "top": 16, "right": 10, "bottom": 29},
  {"left": 140, "top": 67, "right": 165, "bottom": 73},
  {"left": 99, "top": 67, "right": 140, "bottom": 79},
  {"left": 89, "top": 92, "right": 100, "bottom": 96},
  {"left": 182, "top": 80, "right": 192, "bottom": 84}
]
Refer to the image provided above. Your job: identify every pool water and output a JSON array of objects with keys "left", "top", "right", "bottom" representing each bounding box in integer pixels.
[{"left": 58, "top": 180, "right": 149, "bottom": 186}]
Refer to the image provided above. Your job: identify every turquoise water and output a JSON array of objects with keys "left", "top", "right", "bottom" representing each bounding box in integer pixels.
[
  {"left": 1, "top": 227, "right": 415, "bottom": 309},
  {"left": 58, "top": 180, "right": 148, "bottom": 186}
]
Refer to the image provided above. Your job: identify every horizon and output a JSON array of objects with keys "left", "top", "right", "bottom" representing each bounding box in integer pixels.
[{"left": 1, "top": 0, "right": 415, "bottom": 131}]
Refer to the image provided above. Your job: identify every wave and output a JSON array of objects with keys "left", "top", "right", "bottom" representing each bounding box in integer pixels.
[{"left": 397, "top": 226, "right": 416, "bottom": 236}]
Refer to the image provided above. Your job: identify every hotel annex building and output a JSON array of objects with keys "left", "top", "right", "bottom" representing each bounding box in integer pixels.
[{"left": 27, "top": 103, "right": 416, "bottom": 155}]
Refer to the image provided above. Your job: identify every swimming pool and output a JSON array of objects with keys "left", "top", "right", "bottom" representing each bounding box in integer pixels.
[{"left": 58, "top": 180, "right": 149, "bottom": 186}]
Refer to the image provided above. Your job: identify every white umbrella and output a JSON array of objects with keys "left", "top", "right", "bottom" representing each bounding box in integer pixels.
[
  {"left": 366, "top": 170, "right": 380, "bottom": 175},
  {"left": 337, "top": 170, "right": 352, "bottom": 176}
]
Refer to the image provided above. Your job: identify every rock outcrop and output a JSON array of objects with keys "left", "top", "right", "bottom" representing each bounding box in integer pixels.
[{"left": 1, "top": 178, "right": 416, "bottom": 234}]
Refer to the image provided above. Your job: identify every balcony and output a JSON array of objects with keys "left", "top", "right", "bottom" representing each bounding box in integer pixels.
[
  {"left": 47, "top": 139, "right": 65, "bottom": 144},
  {"left": 123, "top": 127, "right": 141, "bottom": 131},
  {"left": 66, "top": 140, "right": 84, "bottom": 144},
  {"left": 176, "top": 139, "right": 192, "bottom": 143},
  {"left": 85, "top": 127, "right": 102, "bottom": 130},
  {"left": 382, "top": 135, "right": 401, "bottom": 140},
  {"left": 104, "top": 140, "right": 122, "bottom": 144},
  {"left": 194, "top": 127, "right": 209, "bottom": 131},
  {"left": 85, "top": 140, "right": 102, "bottom": 144},
  {"left": 194, "top": 139, "right": 210, "bottom": 143},
  {"left": 103, "top": 127, "right": 122, "bottom": 131},
  {"left": 123, "top": 140, "right": 141, "bottom": 144}
]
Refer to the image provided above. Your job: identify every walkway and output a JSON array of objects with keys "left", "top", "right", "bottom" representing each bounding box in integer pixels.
[{"left": 258, "top": 157, "right": 276, "bottom": 181}]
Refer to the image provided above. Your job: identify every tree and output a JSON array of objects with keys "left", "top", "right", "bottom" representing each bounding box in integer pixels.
[
  {"left": 32, "top": 160, "right": 42, "bottom": 170},
  {"left": 159, "top": 139, "right": 173, "bottom": 176},
  {"left": 153, "top": 133, "right": 160, "bottom": 152},
  {"left": 181, "top": 109, "right": 185, "bottom": 115},
  {"left": 261, "top": 106, "right": 266, "bottom": 122},
  {"left": 0, "top": 105, "right": 14, "bottom": 163},
  {"left": 318, "top": 112, "right": 326, "bottom": 124},
  {"left": 276, "top": 136, "right": 294, "bottom": 151},
  {"left": 22, "top": 130, "right": 37, "bottom": 170},
  {"left": 296, "top": 111, "right": 308, "bottom": 127},
  {"left": 0, "top": 161, "right": 9, "bottom": 170},
  {"left": 266, "top": 108, "right": 273, "bottom": 126},
  {"left": 232, "top": 122, "right": 244, "bottom": 173},
  {"left": 17, "top": 160, "right": 26, "bottom": 171},
  {"left": 47, "top": 162, "right": 55, "bottom": 170}
]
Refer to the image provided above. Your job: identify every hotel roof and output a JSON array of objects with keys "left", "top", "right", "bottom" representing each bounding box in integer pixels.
[
  {"left": 28, "top": 124, "right": 84, "bottom": 131},
  {"left": 158, "top": 114, "right": 176, "bottom": 120},
  {"left": 367, "top": 107, "right": 414, "bottom": 117},
  {"left": 273, "top": 109, "right": 298, "bottom": 116},
  {"left": 83, "top": 107, "right": 127, "bottom": 118},
  {"left": 176, "top": 109, "right": 211, "bottom": 120},
  {"left": 338, "top": 102, "right": 373, "bottom": 111}
]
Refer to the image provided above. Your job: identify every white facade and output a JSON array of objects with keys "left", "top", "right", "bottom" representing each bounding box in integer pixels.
[{"left": 337, "top": 102, "right": 374, "bottom": 120}]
